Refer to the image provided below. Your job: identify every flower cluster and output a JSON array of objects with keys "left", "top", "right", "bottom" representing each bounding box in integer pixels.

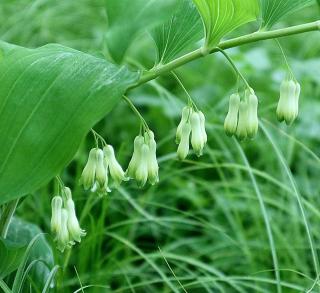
[
  {"left": 224, "top": 88, "right": 259, "bottom": 140},
  {"left": 176, "top": 106, "right": 207, "bottom": 160},
  {"left": 51, "top": 187, "right": 86, "bottom": 252},
  {"left": 80, "top": 146, "right": 127, "bottom": 195},
  {"left": 126, "top": 130, "right": 159, "bottom": 187},
  {"left": 276, "top": 79, "right": 301, "bottom": 125}
]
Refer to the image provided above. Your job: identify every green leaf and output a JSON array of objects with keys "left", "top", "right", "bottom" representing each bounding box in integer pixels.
[
  {"left": 0, "top": 41, "right": 138, "bottom": 204},
  {"left": 0, "top": 237, "right": 25, "bottom": 279},
  {"left": 151, "top": 0, "right": 203, "bottom": 64},
  {"left": 193, "top": 0, "right": 259, "bottom": 47},
  {"left": 260, "top": 0, "right": 315, "bottom": 29},
  {"left": 105, "top": 0, "right": 178, "bottom": 63},
  {"left": 6, "top": 218, "right": 54, "bottom": 290}
]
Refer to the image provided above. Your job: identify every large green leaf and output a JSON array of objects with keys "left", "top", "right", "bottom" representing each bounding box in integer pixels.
[
  {"left": 7, "top": 218, "right": 54, "bottom": 290},
  {"left": 193, "top": 0, "right": 259, "bottom": 47},
  {"left": 151, "top": 0, "right": 203, "bottom": 65},
  {"left": 0, "top": 237, "right": 25, "bottom": 279},
  {"left": 105, "top": 0, "right": 178, "bottom": 63},
  {"left": 260, "top": 0, "right": 315, "bottom": 29},
  {"left": 0, "top": 41, "right": 138, "bottom": 204}
]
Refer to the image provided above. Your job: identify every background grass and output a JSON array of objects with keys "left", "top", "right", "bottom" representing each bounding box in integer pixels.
[{"left": 1, "top": 0, "right": 320, "bottom": 292}]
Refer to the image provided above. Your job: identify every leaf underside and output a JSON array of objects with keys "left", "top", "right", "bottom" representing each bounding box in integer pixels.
[
  {"left": 260, "top": 0, "right": 315, "bottom": 29},
  {"left": 193, "top": 0, "right": 259, "bottom": 47},
  {"left": 151, "top": 0, "right": 203, "bottom": 65},
  {"left": 7, "top": 217, "right": 54, "bottom": 289},
  {"left": 0, "top": 237, "right": 25, "bottom": 279},
  {"left": 0, "top": 41, "right": 138, "bottom": 204}
]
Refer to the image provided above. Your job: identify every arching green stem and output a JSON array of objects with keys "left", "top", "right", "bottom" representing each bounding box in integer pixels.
[{"left": 129, "top": 20, "right": 320, "bottom": 89}]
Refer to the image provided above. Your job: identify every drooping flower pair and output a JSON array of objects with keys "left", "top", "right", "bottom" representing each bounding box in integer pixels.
[
  {"left": 224, "top": 88, "right": 259, "bottom": 140},
  {"left": 51, "top": 187, "right": 86, "bottom": 252},
  {"left": 176, "top": 106, "right": 207, "bottom": 160},
  {"left": 276, "top": 79, "right": 301, "bottom": 125},
  {"left": 80, "top": 145, "right": 127, "bottom": 194},
  {"left": 126, "top": 130, "right": 159, "bottom": 187}
]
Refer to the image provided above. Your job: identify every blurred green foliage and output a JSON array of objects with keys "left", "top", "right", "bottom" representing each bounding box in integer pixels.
[{"left": 0, "top": 0, "right": 320, "bottom": 292}]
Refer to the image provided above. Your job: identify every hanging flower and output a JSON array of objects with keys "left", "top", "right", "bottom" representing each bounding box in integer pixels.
[
  {"left": 146, "top": 131, "right": 159, "bottom": 185},
  {"left": 246, "top": 91, "right": 259, "bottom": 138},
  {"left": 126, "top": 135, "right": 144, "bottom": 179},
  {"left": 277, "top": 80, "right": 300, "bottom": 125},
  {"left": 79, "top": 148, "right": 98, "bottom": 190},
  {"left": 224, "top": 93, "right": 240, "bottom": 136},
  {"left": 51, "top": 196, "right": 63, "bottom": 235},
  {"left": 104, "top": 145, "right": 128, "bottom": 187},
  {"left": 236, "top": 100, "right": 249, "bottom": 141},
  {"left": 190, "top": 112, "right": 205, "bottom": 157},
  {"left": 56, "top": 208, "right": 73, "bottom": 252},
  {"left": 177, "top": 122, "right": 191, "bottom": 160},
  {"left": 199, "top": 111, "right": 207, "bottom": 144},
  {"left": 135, "top": 143, "right": 150, "bottom": 187},
  {"left": 176, "top": 106, "right": 193, "bottom": 144},
  {"left": 64, "top": 187, "right": 86, "bottom": 243},
  {"left": 95, "top": 149, "right": 107, "bottom": 189}
]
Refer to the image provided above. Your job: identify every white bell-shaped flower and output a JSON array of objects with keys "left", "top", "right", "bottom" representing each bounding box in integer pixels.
[
  {"left": 246, "top": 92, "right": 259, "bottom": 138},
  {"left": 56, "top": 208, "right": 73, "bottom": 252},
  {"left": 80, "top": 148, "right": 98, "bottom": 190},
  {"left": 126, "top": 135, "right": 144, "bottom": 179},
  {"left": 146, "top": 131, "right": 159, "bottom": 185},
  {"left": 95, "top": 149, "right": 107, "bottom": 188},
  {"left": 294, "top": 81, "right": 301, "bottom": 119},
  {"left": 236, "top": 100, "right": 249, "bottom": 141},
  {"left": 191, "top": 112, "right": 205, "bottom": 157},
  {"left": 177, "top": 122, "right": 191, "bottom": 160},
  {"left": 64, "top": 187, "right": 86, "bottom": 243},
  {"left": 277, "top": 80, "right": 298, "bottom": 125},
  {"left": 198, "top": 111, "right": 207, "bottom": 144},
  {"left": 51, "top": 196, "right": 63, "bottom": 235},
  {"left": 104, "top": 145, "right": 128, "bottom": 187},
  {"left": 176, "top": 106, "right": 192, "bottom": 144},
  {"left": 135, "top": 143, "right": 150, "bottom": 187},
  {"left": 224, "top": 93, "right": 240, "bottom": 136}
]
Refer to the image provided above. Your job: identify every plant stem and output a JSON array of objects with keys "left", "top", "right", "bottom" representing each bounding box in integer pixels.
[
  {"left": 122, "top": 95, "right": 149, "bottom": 130},
  {"left": 130, "top": 20, "right": 320, "bottom": 89},
  {"left": 0, "top": 199, "right": 19, "bottom": 238},
  {"left": 215, "top": 48, "right": 251, "bottom": 89}
]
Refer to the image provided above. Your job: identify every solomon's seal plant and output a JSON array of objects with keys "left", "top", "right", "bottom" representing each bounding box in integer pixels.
[{"left": 0, "top": 0, "right": 319, "bottom": 291}]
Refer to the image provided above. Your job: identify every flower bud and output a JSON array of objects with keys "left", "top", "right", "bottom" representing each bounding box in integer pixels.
[
  {"left": 51, "top": 196, "right": 63, "bottom": 235},
  {"left": 177, "top": 122, "right": 191, "bottom": 160},
  {"left": 126, "top": 135, "right": 144, "bottom": 179},
  {"left": 191, "top": 112, "right": 205, "bottom": 157},
  {"left": 277, "top": 80, "right": 298, "bottom": 125},
  {"left": 56, "top": 209, "right": 73, "bottom": 252},
  {"left": 104, "top": 145, "right": 128, "bottom": 187},
  {"left": 135, "top": 144, "right": 149, "bottom": 187},
  {"left": 65, "top": 189, "right": 86, "bottom": 243},
  {"left": 176, "top": 106, "right": 192, "bottom": 144},
  {"left": 146, "top": 131, "right": 159, "bottom": 185},
  {"left": 236, "top": 100, "right": 248, "bottom": 141},
  {"left": 198, "top": 111, "right": 207, "bottom": 144},
  {"left": 224, "top": 93, "right": 240, "bottom": 136},
  {"left": 246, "top": 93, "right": 259, "bottom": 138},
  {"left": 80, "top": 148, "right": 97, "bottom": 190}
]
